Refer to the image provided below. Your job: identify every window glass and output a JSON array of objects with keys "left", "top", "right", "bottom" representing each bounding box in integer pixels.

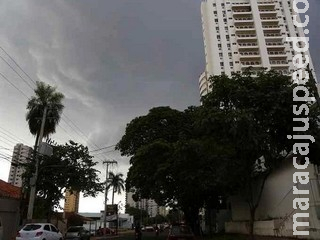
[
  {"left": 51, "top": 225, "right": 59, "bottom": 232},
  {"left": 44, "top": 225, "right": 51, "bottom": 231},
  {"left": 23, "top": 225, "right": 42, "bottom": 231}
]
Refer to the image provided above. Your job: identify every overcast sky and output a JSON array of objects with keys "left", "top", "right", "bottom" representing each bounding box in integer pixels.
[{"left": 0, "top": 0, "right": 319, "bottom": 213}]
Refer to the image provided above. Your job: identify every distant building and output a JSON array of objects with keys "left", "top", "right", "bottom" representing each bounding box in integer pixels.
[
  {"left": 125, "top": 191, "right": 162, "bottom": 218},
  {"left": 199, "top": 0, "right": 316, "bottom": 97},
  {"left": 8, "top": 143, "right": 33, "bottom": 187},
  {"left": 64, "top": 190, "right": 80, "bottom": 213},
  {"left": 158, "top": 206, "right": 169, "bottom": 217}
]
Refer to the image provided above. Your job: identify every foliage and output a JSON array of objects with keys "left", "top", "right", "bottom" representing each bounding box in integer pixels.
[
  {"left": 125, "top": 205, "right": 148, "bottom": 223},
  {"left": 117, "top": 69, "right": 320, "bottom": 236},
  {"left": 22, "top": 140, "right": 104, "bottom": 219},
  {"left": 26, "top": 81, "right": 64, "bottom": 139},
  {"left": 107, "top": 172, "right": 125, "bottom": 205}
]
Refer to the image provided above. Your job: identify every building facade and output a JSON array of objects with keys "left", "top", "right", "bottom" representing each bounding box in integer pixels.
[
  {"left": 64, "top": 190, "right": 80, "bottom": 213},
  {"left": 199, "top": 0, "right": 316, "bottom": 97},
  {"left": 7, "top": 143, "right": 33, "bottom": 187},
  {"left": 125, "top": 191, "right": 160, "bottom": 218}
]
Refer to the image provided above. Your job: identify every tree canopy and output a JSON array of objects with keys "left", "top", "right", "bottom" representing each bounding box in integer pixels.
[
  {"left": 116, "top": 69, "right": 320, "bottom": 235},
  {"left": 22, "top": 140, "right": 104, "bottom": 219},
  {"left": 26, "top": 81, "right": 64, "bottom": 139}
]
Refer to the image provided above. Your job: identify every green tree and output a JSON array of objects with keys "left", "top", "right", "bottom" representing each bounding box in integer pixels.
[
  {"left": 200, "top": 69, "right": 320, "bottom": 239},
  {"left": 125, "top": 205, "right": 148, "bottom": 223},
  {"left": 117, "top": 107, "right": 207, "bottom": 233},
  {"left": 26, "top": 81, "right": 64, "bottom": 144},
  {"left": 22, "top": 140, "right": 104, "bottom": 221},
  {"left": 107, "top": 172, "right": 125, "bottom": 205}
]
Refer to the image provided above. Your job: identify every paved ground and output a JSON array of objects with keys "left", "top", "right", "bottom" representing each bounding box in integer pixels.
[{"left": 91, "top": 230, "right": 300, "bottom": 240}]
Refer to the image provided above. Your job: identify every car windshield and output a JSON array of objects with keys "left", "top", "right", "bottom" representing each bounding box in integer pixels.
[
  {"left": 171, "top": 226, "right": 192, "bottom": 235},
  {"left": 23, "top": 225, "right": 42, "bottom": 231},
  {"left": 68, "top": 227, "right": 82, "bottom": 232}
]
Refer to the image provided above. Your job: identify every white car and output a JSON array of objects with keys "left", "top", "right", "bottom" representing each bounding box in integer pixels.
[{"left": 16, "top": 223, "right": 63, "bottom": 240}]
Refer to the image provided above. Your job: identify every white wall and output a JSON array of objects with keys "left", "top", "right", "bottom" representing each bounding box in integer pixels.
[{"left": 227, "top": 159, "right": 320, "bottom": 239}]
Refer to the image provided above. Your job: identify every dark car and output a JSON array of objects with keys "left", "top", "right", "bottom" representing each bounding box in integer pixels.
[
  {"left": 167, "top": 224, "right": 195, "bottom": 240},
  {"left": 65, "top": 226, "right": 90, "bottom": 240},
  {"left": 96, "top": 227, "right": 115, "bottom": 236}
]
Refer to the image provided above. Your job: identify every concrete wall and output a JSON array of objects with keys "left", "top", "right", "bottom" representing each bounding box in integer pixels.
[
  {"left": 226, "top": 160, "right": 320, "bottom": 239},
  {"left": 0, "top": 198, "right": 20, "bottom": 240}
]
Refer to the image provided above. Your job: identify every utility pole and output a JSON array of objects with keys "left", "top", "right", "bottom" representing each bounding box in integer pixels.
[
  {"left": 103, "top": 160, "right": 117, "bottom": 235},
  {"left": 27, "top": 105, "right": 48, "bottom": 221}
]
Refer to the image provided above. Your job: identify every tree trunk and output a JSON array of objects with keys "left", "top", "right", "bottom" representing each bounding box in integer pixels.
[
  {"left": 249, "top": 206, "right": 256, "bottom": 240},
  {"left": 112, "top": 188, "right": 115, "bottom": 205},
  {"left": 183, "top": 207, "right": 200, "bottom": 236}
]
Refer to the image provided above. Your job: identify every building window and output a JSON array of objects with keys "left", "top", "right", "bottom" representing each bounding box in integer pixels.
[{"left": 220, "top": 62, "right": 224, "bottom": 66}]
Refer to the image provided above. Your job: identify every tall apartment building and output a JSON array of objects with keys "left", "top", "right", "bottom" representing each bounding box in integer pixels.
[
  {"left": 8, "top": 143, "right": 33, "bottom": 187},
  {"left": 199, "top": 0, "right": 316, "bottom": 96},
  {"left": 64, "top": 190, "right": 80, "bottom": 213},
  {"left": 125, "top": 191, "right": 160, "bottom": 218}
]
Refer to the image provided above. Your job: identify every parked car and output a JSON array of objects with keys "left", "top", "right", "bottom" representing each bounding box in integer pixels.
[
  {"left": 167, "top": 224, "right": 195, "bottom": 240},
  {"left": 96, "top": 227, "right": 115, "bottom": 236},
  {"left": 16, "top": 223, "right": 62, "bottom": 240},
  {"left": 144, "top": 226, "right": 154, "bottom": 232},
  {"left": 65, "top": 226, "right": 90, "bottom": 240}
]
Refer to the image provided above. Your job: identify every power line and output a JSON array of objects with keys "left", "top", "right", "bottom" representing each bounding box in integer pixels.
[
  {"left": 0, "top": 46, "right": 37, "bottom": 85},
  {"left": 0, "top": 126, "right": 29, "bottom": 144},
  {"left": 91, "top": 149, "right": 118, "bottom": 156},
  {"left": 0, "top": 54, "right": 35, "bottom": 90},
  {"left": 0, "top": 134, "right": 17, "bottom": 146},
  {"left": 0, "top": 46, "right": 108, "bottom": 161},
  {"left": 89, "top": 144, "right": 116, "bottom": 153},
  {"left": 0, "top": 72, "right": 29, "bottom": 99}
]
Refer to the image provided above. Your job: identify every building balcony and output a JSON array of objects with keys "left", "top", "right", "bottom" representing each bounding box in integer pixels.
[
  {"left": 233, "top": 9, "right": 252, "bottom": 14},
  {"left": 241, "top": 61, "right": 262, "bottom": 67},
  {"left": 237, "top": 34, "right": 257, "bottom": 39},
  {"left": 261, "top": 17, "right": 278, "bottom": 22},
  {"left": 264, "top": 33, "right": 283, "bottom": 39},
  {"left": 259, "top": 8, "right": 277, "bottom": 14},
  {"left": 270, "top": 60, "right": 289, "bottom": 67},
  {"left": 234, "top": 17, "right": 254, "bottom": 23},
  {"left": 238, "top": 43, "right": 259, "bottom": 49},
  {"left": 263, "top": 25, "right": 281, "bottom": 30},
  {"left": 268, "top": 51, "right": 286, "bottom": 56},
  {"left": 235, "top": 26, "right": 255, "bottom": 30},
  {"left": 266, "top": 42, "right": 284, "bottom": 47}
]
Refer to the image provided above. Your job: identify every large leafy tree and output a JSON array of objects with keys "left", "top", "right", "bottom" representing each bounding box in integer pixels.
[
  {"left": 26, "top": 81, "right": 64, "bottom": 144},
  {"left": 199, "top": 69, "right": 320, "bottom": 238},
  {"left": 117, "top": 107, "right": 211, "bottom": 233},
  {"left": 22, "top": 140, "right": 104, "bottom": 221},
  {"left": 117, "top": 70, "right": 320, "bottom": 238},
  {"left": 107, "top": 172, "right": 125, "bottom": 205}
]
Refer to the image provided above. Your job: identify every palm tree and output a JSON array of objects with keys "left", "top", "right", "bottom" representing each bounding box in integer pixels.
[
  {"left": 26, "top": 81, "right": 64, "bottom": 145},
  {"left": 107, "top": 172, "right": 125, "bottom": 205}
]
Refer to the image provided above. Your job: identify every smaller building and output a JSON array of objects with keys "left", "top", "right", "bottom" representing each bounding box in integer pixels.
[
  {"left": 8, "top": 143, "right": 33, "bottom": 187},
  {"left": 0, "top": 179, "right": 21, "bottom": 240},
  {"left": 64, "top": 190, "right": 80, "bottom": 213}
]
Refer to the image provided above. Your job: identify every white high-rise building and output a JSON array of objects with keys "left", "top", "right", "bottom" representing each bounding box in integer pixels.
[
  {"left": 199, "top": 0, "right": 316, "bottom": 96},
  {"left": 8, "top": 143, "right": 33, "bottom": 187},
  {"left": 125, "top": 191, "right": 160, "bottom": 218}
]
